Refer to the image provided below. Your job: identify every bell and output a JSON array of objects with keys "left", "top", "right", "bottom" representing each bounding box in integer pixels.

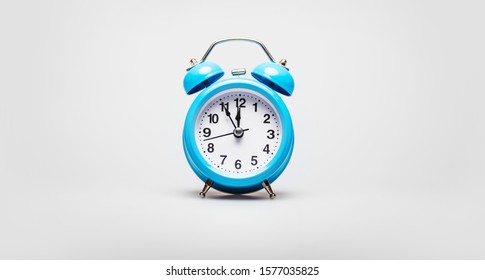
[
  {"left": 183, "top": 61, "right": 224, "bottom": 95},
  {"left": 251, "top": 62, "right": 294, "bottom": 96}
]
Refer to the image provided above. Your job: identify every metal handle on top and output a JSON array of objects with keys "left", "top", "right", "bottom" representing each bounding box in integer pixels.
[{"left": 200, "top": 38, "right": 276, "bottom": 63}]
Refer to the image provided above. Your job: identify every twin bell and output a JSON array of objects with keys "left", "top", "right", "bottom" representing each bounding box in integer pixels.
[{"left": 183, "top": 38, "right": 294, "bottom": 97}]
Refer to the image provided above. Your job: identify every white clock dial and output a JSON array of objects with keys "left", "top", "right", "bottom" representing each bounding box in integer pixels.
[{"left": 195, "top": 88, "right": 282, "bottom": 178}]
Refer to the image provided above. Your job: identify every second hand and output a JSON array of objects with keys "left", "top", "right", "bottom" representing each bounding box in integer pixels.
[{"left": 203, "top": 129, "right": 249, "bottom": 141}]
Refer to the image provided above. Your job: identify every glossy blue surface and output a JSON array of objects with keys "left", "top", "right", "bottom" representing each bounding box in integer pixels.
[
  {"left": 183, "top": 78, "right": 294, "bottom": 194},
  {"left": 251, "top": 62, "right": 295, "bottom": 96},
  {"left": 183, "top": 61, "right": 224, "bottom": 95}
]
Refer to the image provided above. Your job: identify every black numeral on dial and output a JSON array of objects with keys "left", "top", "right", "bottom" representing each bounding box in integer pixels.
[
  {"left": 220, "top": 102, "right": 229, "bottom": 112},
  {"left": 207, "top": 143, "right": 214, "bottom": 153},
  {"left": 267, "top": 129, "right": 275, "bottom": 139},
  {"left": 234, "top": 98, "right": 246, "bottom": 108},
  {"left": 203, "top": 128, "right": 211, "bottom": 137},
  {"left": 263, "top": 144, "right": 270, "bottom": 154},
  {"left": 251, "top": 156, "right": 258, "bottom": 166},
  {"left": 263, "top": 114, "right": 271, "bottom": 123},
  {"left": 235, "top": 159, "right": 241, "bottom": 169},
  {"left": 220, "top": 155, "right": 227, "bottom": 165},
  {"left": 208, "top": 113, "right": 219, "bottom": 124}
]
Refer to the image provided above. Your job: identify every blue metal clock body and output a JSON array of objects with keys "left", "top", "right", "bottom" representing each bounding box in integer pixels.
[
  {"left": 182, "top": 38, "right": 295, "bottom": 198},
  {"left": 183, "top": 78, "right": 294, "bottom": 194}
]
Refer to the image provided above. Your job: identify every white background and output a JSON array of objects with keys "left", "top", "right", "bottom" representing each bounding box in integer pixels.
[{"left": 0, "top": 0, "right": 484, "bottom": 259}]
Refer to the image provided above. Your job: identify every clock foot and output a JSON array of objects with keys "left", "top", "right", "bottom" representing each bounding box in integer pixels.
[
  {"left": 262, "top": 180, "right": 276, "bottom": 199},
  {"left": 199, "top": 179, "right": 213, "bottom": 198}
]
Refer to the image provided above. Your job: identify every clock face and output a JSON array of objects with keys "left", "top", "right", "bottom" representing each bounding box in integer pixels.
[{"left": 195, "top": 88, "right": 282, "bottom": 178}]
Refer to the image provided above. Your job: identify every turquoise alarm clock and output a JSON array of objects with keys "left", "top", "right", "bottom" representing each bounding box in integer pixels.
[{"left": 182, "top": 38, "right": 294, "bottom": 198}]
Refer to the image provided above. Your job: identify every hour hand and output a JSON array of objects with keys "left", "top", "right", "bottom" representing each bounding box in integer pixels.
[{"left": 235, "top": 106, "right": 241, "bottom": 128}]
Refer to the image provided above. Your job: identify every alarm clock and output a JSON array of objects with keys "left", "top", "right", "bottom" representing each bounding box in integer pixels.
[{"left": 182, "top": 38, "right": 294, "bottom": 198}]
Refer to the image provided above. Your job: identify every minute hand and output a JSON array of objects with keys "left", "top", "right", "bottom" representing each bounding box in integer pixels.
[{"left": 223, "top": 103, "right": 237, "bottom": 128}]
